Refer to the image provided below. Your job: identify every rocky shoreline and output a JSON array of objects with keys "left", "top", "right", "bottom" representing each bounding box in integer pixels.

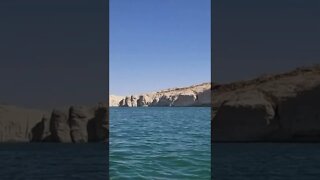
[
  {"left": 212, "top": 65, "right": 320, "bottom": 142},
  {"left": 0, "top": 104, "right": 108, "bottom": 143},
  {"left": 110, "top": 65, "right": 320, "bottom": 141},
  {"left": 1, "top": 65, "right": 320, "bottom": 143},
  {"left": 110, "top": 83, "right": 211, "bottom": 107}
]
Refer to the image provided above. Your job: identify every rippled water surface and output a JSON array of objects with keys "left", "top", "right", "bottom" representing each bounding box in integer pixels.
[
  {"left": 0, "top": 143, "right": 108, "bottom": 179},
  {"left": 109, "top": 107, "right": 211, "bottom": 179},
  {"left": 213, "top": 143, "right": 320, "bottom": 180}
]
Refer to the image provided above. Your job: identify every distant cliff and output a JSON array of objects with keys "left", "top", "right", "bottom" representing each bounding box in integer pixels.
[
  {"left": 110, "top": 83, "right": 211, "bottom": 107},
  {"left": 109, "top": 95, "right": 124, "bottom": 107},
  {"left": 212, "top": 65, "right": 320, "bottom": 142},
  {"left": 4, "top": 65, "right": 320, "bottom": 142},
  {"left": 0, "top": 104, "right": 108, "bottom": 143}
]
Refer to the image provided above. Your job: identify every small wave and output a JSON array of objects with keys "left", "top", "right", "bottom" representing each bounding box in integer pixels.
[{"left": 110, "top": 107, "right": 210, "bottom": 179}]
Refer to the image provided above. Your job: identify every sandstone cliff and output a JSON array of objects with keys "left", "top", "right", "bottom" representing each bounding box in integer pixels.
[
  {"left": 0, "top": 104, "right": 108, "bottom": 143},
  {"left": 109, "top": 95, "right": 124, "bottom": 107},
  {"left": 110, "top": 83, "right": 211, "bottom": 107},
  {"left": 212, "top": 65, "right": 320, "bottom": 142}
]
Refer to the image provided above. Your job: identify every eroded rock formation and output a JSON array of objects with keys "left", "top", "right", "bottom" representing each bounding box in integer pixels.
[
  {"left": 109, "top": 95, "right": 124, "bottom": 107},
  {"left": 110, "top": 83, "right": 211, "bottom": 107},
  {"left": 0, "top": 105, "right": 45, "bottom": 142},
  {"left": 0, "top": 104, "right": 108, "bottom": 143},
  {"left": 212, "top": 65, "right": 320, "bottom": 142}
]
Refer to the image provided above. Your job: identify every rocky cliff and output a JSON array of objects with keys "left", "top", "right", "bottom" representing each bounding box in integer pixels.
[
  {"left": 110, "top": 83, "right": 211, "bottom": 107},
  {"left": 212, "top": 65, "right": 320, "bottom": 142},
  {"left": 109, "top": 95, "right": 124, "bottom": 107},
  {"left": 0, "top": 104, "right": 108, "bottom": 143}
]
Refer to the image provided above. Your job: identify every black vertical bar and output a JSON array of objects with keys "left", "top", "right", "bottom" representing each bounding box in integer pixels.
[
  {"left": 211, "top": 0, "right": 214, "bottom": 179},
  {"left": 106, "top": 0, "right": 110, "bottom": 179}
]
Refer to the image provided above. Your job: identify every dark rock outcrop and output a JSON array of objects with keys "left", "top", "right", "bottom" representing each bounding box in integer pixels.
[
  {"left": 50, "top": 109, "right": 72, "bottom": 143},
  {"left": 88, "top": 106, "right": 108, "bottom": 142},
  {"left": 212, "top": 65, "right": 320, "bottom": 142},
  {"left": 0, "top": 104, "right": 108, "bottom": 143},
  {"left": 69, "top": 106, "right": 93, "bottom": 143},
  {"left": 0, "top": 105, "right": 45, "bottom": 142}
]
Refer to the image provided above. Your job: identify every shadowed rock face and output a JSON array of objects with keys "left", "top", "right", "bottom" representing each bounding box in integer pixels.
[
  {"left": 110, "top": 83, "right": 211, "bottom": 107},
  {"left": 89, "top": 106, "right": 108, "bottom": 142},
  {"left": 0, "top": 104, "right": 108, "bottom": 143},
  {"left": 69, "top": 106, "right": 93, "bottom": 143},
  {"left": 0, "top": 105, "right": 45, "bottom": 142},
  {"left": 212, "top": 65, "right": 320, "bottom": 142},
  {"left": 50, "top": 109, "right": 72, "bottom": 143}
]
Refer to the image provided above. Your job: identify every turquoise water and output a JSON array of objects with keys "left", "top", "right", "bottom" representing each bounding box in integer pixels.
[{"left": 109, "top": 107, "right": 211, "bottom": 179}]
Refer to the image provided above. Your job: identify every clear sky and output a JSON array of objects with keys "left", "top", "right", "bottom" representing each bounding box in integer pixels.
[
  {"left": 213, "top": 0, "right": 320, "bottom": 83},
  {"left": 110, "top": 0, "right": 211, "bottom": 95},
  {"left": 0, "top": 0, "right": 107, "bottom": 109}
]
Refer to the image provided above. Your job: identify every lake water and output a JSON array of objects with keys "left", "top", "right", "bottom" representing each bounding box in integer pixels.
[
  {"left": 2, "top": 108, "right": 318, "bottom": 179},
  {"left": 109, "top": 107, "right": 211, "bottom": 179},
  {"left": 0, "top": 143, "right": 108, "bottom": 179},
  {"left": 213, "top": 143, "right": 320, "bottom": 180}
]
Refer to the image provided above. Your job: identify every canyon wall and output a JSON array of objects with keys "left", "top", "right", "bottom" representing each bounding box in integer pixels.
[
  {"left": 0, "top": 104, "right": 108, "bottom": 143},
  {"left": 110, "top": 83, "right": 211, "bottom": 107},
  {"left": 2, "top": 65, "right": 320, "bottom": 142},
  {"left": 212, "top": 66, "right": 320, "bottom": 142}
]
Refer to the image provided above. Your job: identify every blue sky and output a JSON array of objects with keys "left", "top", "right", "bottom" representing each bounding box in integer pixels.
[
  {"left": 212, "top": 0, "right": 320, "bottom": 83},
  {"left": 110, "top": 0, "right": 211, "bottom": 95},
  {"left": 0, "top": 0, "right": 107, "bottom": 109}
]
